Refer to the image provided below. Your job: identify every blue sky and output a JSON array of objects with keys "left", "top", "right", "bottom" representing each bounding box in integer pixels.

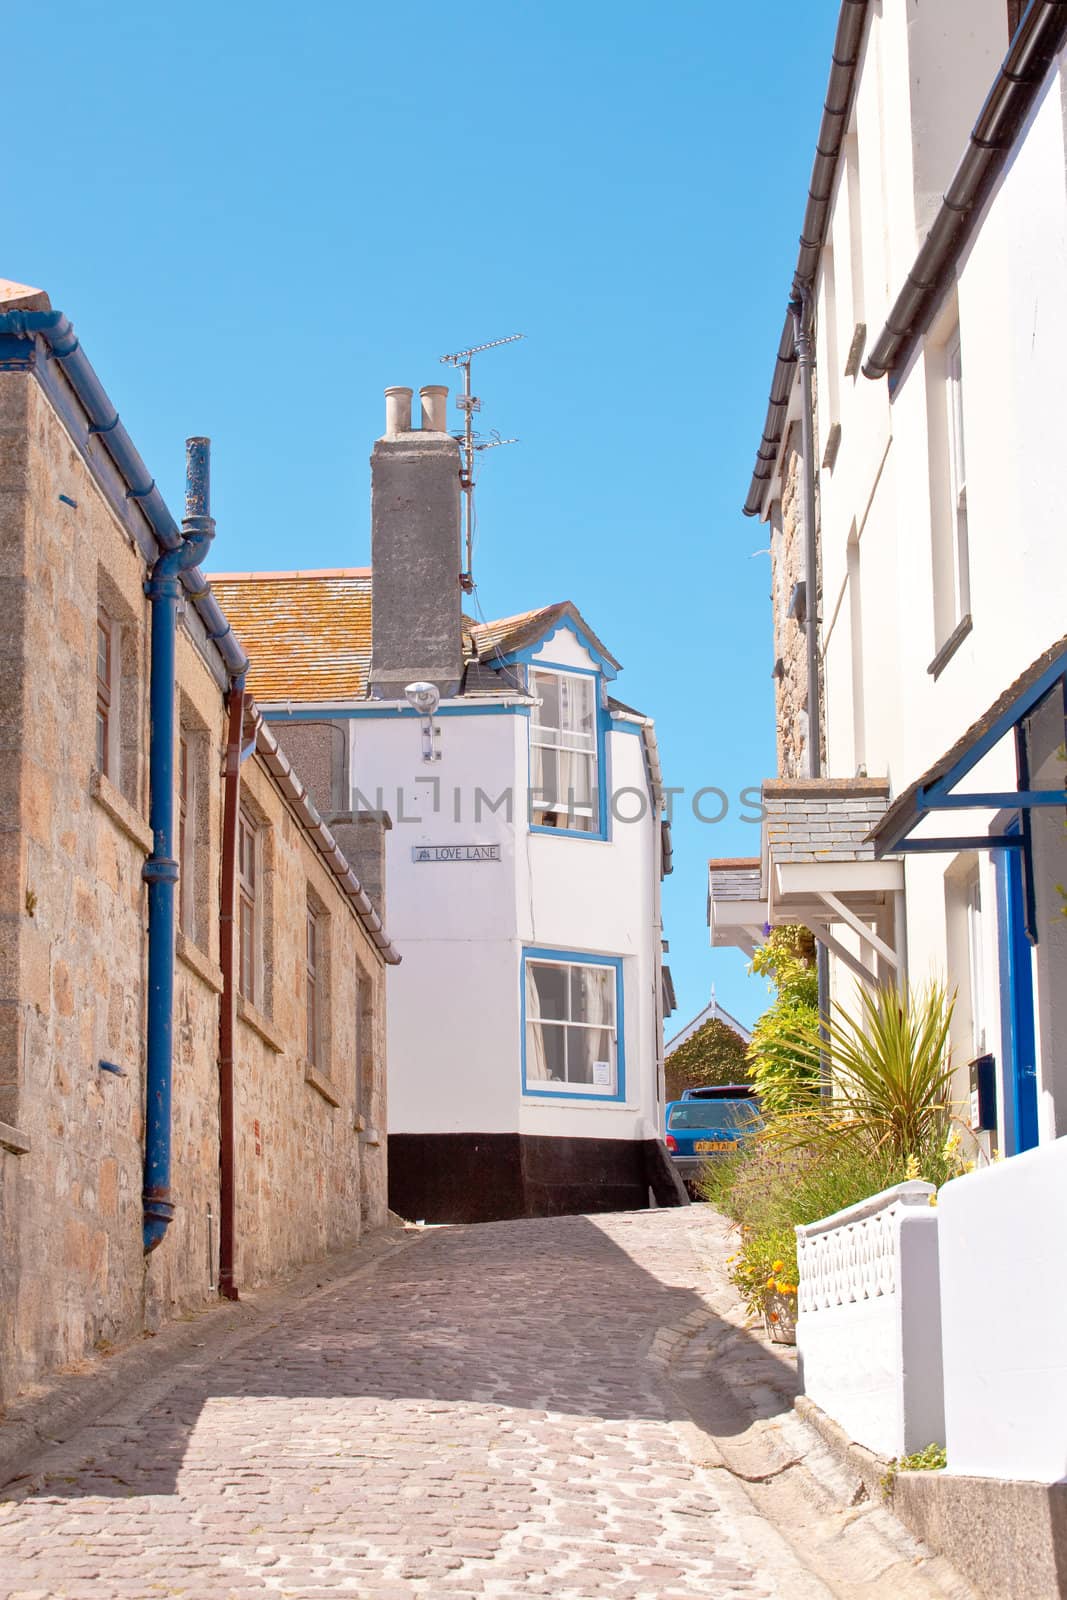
[{"left": 9, "top": 0, "right": 839, "bottom": 1029}]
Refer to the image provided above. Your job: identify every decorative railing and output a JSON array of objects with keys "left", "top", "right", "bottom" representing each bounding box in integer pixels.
[
  {"left": 796, "top": 1181, "right": 935, "bottom": 1314},
  {"left": 795, "top": 1180, "right": 943, "bottom": 1458}
]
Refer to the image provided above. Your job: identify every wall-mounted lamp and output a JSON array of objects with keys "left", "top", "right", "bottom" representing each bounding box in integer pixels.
[{"left": 405, "top": 681, "right": 441, "bottom": 762}]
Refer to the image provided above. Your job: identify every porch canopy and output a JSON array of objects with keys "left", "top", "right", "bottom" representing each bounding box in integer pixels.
[
  {"left": 709, "top": 777, "right": 906, "bottom": 986},
  {"left": 870, "top": 636, "right": 1067, "bottom": 861},
  {"left": 868, "top": 637, "right": 1067, "bottom": 944}
]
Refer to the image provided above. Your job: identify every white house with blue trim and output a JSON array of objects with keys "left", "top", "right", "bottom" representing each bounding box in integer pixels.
[{"left": 213, "top": 382, "right": 678, "bottom": 1221}]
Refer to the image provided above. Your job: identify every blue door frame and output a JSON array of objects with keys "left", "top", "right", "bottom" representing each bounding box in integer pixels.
[{"left": 995, "top": 819, "right": 1039, "bottom": 1154}]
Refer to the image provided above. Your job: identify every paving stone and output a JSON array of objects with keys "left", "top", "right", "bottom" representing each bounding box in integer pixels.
[{"left": 0, "top": 1209, "right": 959, "bottom": 1600}]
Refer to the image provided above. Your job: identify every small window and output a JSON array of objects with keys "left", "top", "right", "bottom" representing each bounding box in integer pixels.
[
  {"left": 525, "top": 955, "right": 618, "bottom": 1095},
  {"left": 306, "top": 902, "right": 321, "bottom": 1068},
  {"left": 238, "top": 809, "right": 257, "bottom": 1005},
  {"left": 966, "top": 871, "right": 987, "bottom": 1058},
  {"left": 96, "top": 612, "right": 112, "bottom": 777},
  {"left": 946, "top": 328, "right": 971, "bottom": 623},
  {"left": 530, "top": 669, "right": 599, "bottom": 832},
  {"left": 178, "top": 735, "right": 191, "bottom": 937}
]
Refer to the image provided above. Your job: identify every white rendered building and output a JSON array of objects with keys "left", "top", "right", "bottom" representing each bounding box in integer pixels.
[
  {"left": 712, "top": 0, "right": 1067, "bottom": 1160},
  {"left": 214, "top": 384, "right": 677, "bottom": 1220}
]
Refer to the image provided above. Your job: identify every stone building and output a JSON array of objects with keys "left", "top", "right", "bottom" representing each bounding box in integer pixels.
[{"left": 0, "top": 280, "right": 398, "bottom": 1403}]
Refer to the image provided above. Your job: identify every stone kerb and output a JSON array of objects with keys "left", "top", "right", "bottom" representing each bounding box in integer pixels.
[{"left": 796, "top": 1181, "right": 944, "bottom": 1459}]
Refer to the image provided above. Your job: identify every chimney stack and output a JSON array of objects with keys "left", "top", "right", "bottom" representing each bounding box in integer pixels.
[{"left": 369, "top": 383, "right": 463, "bottom": 699}]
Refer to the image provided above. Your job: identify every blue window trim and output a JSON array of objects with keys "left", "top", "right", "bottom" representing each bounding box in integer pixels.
[
  {"left": 527, "top": 659, "right": 611, "bottom": 842},
  {"left": 520, "top": 946, "right": 626, "bottom": 1104},
  {"left": 495, "top": 615, "right": 619, "bottom": 681}
]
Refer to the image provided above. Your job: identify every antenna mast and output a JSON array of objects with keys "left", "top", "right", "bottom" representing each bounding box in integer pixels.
[{"left": 440, "top": 333, "right": 523, "bottom": 592}]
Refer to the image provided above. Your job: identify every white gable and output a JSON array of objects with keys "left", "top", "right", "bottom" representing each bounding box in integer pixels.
[{"left": 529, "top": 625, "right": 597, "bottom": 673}]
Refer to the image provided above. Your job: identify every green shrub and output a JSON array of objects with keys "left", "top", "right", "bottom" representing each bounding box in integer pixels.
[
  {"left": 665, "top": 1016, "right": 750, "bottom": 1102},
  {"left": 746, "top": 927, "right": 821, "bottom": 1117},
  {"left": 765, "top": 981, "right": 957, "bottom": 1167}
]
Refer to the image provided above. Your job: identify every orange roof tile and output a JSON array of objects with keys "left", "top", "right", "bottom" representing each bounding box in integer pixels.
[
  {"left": 207, "top": 575, "right": 618, "bottom": 704},
  {"left": 210, "top": 570, "right": 372, "bottom": 702}
]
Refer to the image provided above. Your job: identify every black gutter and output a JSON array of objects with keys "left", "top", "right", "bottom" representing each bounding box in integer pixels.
[
  {"left": 743, "top": 0, "right": 869, "bottom": 518},
  {"left": 864, "top": 0, "right": 1067, "bottom": 384}
]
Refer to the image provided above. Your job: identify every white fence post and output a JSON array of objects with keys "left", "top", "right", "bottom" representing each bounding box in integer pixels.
[{"left": 796, "top": 1180, "right": 944, "bottom": 1457}]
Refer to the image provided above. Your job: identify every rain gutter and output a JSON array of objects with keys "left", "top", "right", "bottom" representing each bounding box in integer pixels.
[
  {"left": 743, "top": 0, "right": 869, "bottom": 518},
  {"left": 0, "top": 308, "right": 248, "bottom": 680},
  {"left": 864, "top": 0, "right": 1067, "bottom": 384}
]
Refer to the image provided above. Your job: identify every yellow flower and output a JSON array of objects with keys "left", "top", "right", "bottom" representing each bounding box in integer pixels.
[
  {"left": 765, "top": 1277, "right": 777, "bottom": 1289},
  {"left": 771, "top": 1260, "right": 785, "bottom": 1272}
]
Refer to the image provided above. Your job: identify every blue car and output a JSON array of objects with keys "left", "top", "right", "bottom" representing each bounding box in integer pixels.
[{"left": 664, "top": 1096, "right": 763, "bottom": 1182}]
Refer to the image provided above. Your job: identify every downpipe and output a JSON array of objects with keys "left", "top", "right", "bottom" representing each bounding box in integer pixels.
[
  {"left": 790, "top": 291, "right": 833, "bottom": 1096},
  {"left": 217, "top": 676, "right": 246, "bottom": 1298},
  {"left": 142, "top": 438, "right": 216, "bottom": 1253}
]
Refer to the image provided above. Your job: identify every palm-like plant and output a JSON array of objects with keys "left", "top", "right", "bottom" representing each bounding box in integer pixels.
[{"left": 767, "top": 981, "right": 956, "bottom": 1165}]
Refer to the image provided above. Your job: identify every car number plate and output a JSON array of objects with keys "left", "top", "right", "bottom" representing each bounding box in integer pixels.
[{"left": 694, "top": 1140, "right": 734, "bottom": 1152}]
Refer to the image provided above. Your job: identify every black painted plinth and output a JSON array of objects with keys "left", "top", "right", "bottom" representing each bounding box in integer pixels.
[{"left": 388, "top": 1132, "right": 686, "bottom": 1224}]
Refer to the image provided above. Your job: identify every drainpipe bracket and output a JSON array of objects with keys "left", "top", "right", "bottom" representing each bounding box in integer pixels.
[{"left": 142, "top": 855, "right": 179, "bottom": 885}]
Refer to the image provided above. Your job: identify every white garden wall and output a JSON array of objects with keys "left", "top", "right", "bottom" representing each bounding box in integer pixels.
[
  {"left": 797, "top": 1181, "right": 944, "bottom": 1458},
  {"left": 939, "top": 1136, "right": 1067, "bottom": 1482}
]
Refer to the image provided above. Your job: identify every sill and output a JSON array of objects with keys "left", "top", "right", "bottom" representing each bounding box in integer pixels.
[
  {"left": 822, "top": 421, "right": 842, "bottom": 471},
  {"left": 236, "top": 994, "right": 284, "bottom": 1054},
  {"left": 530, "top": 823, "right": 608, "bottom": 842},
  {"left": 90, "top": 769, "right": 153, "bottom": 854},
  {"left": 927, "top": 613, "right": 973, "bottom": 680},
  {"left": 304, "top": 1060, "right": 340, "bottom": 1107},
  {"left": 522, "top": 1087, "right": 624, "bottom": 1105},
  {"left": 0, "top": 1120, "right": 31, "bottom": 1156},
  {"left": 176, "top": 930, "right": 223, "bottom": 994}
]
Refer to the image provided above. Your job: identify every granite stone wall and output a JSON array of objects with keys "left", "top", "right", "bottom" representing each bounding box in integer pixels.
[{"left": 0, "top": 369, "right": 390, "bottom": 1402}]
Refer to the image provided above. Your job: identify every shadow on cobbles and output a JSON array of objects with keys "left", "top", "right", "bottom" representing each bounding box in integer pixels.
[{"left": 4, "top": 1210, "right": 794, "bottom": 1505}]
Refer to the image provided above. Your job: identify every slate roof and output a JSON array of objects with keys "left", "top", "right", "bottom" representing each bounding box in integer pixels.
[{"left": 208, "top": 574, "right": 617, "bottom": 705}]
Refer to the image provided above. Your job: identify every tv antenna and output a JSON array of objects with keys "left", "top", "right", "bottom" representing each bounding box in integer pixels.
[{"left": 440, "top": 333, "right": 524, "bottom": 592}]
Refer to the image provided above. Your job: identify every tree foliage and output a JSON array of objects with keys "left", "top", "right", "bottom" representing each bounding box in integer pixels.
[
  {"left": 746, "top": 925, "right": 821, "bottom": 1117},
  {"left": 665, "top": 1016, "right": 749, "bottom": 1102}
]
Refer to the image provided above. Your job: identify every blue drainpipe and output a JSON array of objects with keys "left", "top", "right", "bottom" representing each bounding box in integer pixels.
[{"left": 142, "top": 438, "right": 216, "bottom": 1253}]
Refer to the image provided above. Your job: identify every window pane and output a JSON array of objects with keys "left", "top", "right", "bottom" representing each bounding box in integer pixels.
[
  {"left": 570, "top": 963, "right": 614, "bottom": 1027},
  {"left": 526, "top": 1019, "right": 566, "bottom": 1083},
  {"left": 96, "top": 708, "right": 108, "bottom": 774},
  {"left": 566, "top": 1025, "right": 614, "bottom": 1089},
  {"left": 529, "top": 961, "right": 568, "bottom": 1021},
  {"left": 559, "top": 673, "right": 595, "bottom": 739},
  {"left": 532, "top": 670, "right": 560, "bottom": 730}
]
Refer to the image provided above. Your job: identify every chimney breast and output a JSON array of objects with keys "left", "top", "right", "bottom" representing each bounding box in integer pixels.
[
  {"left": 369, "top": 393, "right": 463, "bottom": 699},
  {"left": 420, "top": 385, "right": 449, "bottom": 433},
  {"left": 384, "top": 386, "right": 413, "bottom": 435}
]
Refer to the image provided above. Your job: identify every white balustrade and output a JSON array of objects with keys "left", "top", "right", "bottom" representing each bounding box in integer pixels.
[{"left": 796, "top": 1180, "right": 944, "bottom": 1458}]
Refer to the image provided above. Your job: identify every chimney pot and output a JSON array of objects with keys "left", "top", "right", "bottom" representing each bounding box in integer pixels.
[
  {"left": 384, "top": 386, "right": 413, "bottom": 435},
  {"left": 420, "top": 385, "right": 449, "bottom": 433}
]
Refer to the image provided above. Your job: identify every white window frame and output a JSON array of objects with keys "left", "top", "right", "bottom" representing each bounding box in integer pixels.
[
  {"left": 946, "top": 328, "right": 971, "bottom": 625},
  {"left": 523, "top": 953, "right": 621, "bottom": 1099},
  {"left": 965, "top": 869, "right": 987, "bottom": 1058},
  {"left": 529, "top": 667, "right": 600, "bottom": 833}
]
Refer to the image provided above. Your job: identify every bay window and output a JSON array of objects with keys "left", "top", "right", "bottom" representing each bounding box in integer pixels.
[
  {"left": 530, "top": 667, "right": 600, "bottom": 832},
  {"left": 524, "top": 952, "right": 621, "bottom": 1097}
]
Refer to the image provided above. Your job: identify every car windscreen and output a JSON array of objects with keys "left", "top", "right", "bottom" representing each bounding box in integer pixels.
[{"left": 667, "top": 1102, "right": 759, "bottom": 1131}]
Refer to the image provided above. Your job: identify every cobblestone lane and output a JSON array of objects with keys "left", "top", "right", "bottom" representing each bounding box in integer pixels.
[{"left": 0, "top": 1212, "right": 817, "bottom": 1598}]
